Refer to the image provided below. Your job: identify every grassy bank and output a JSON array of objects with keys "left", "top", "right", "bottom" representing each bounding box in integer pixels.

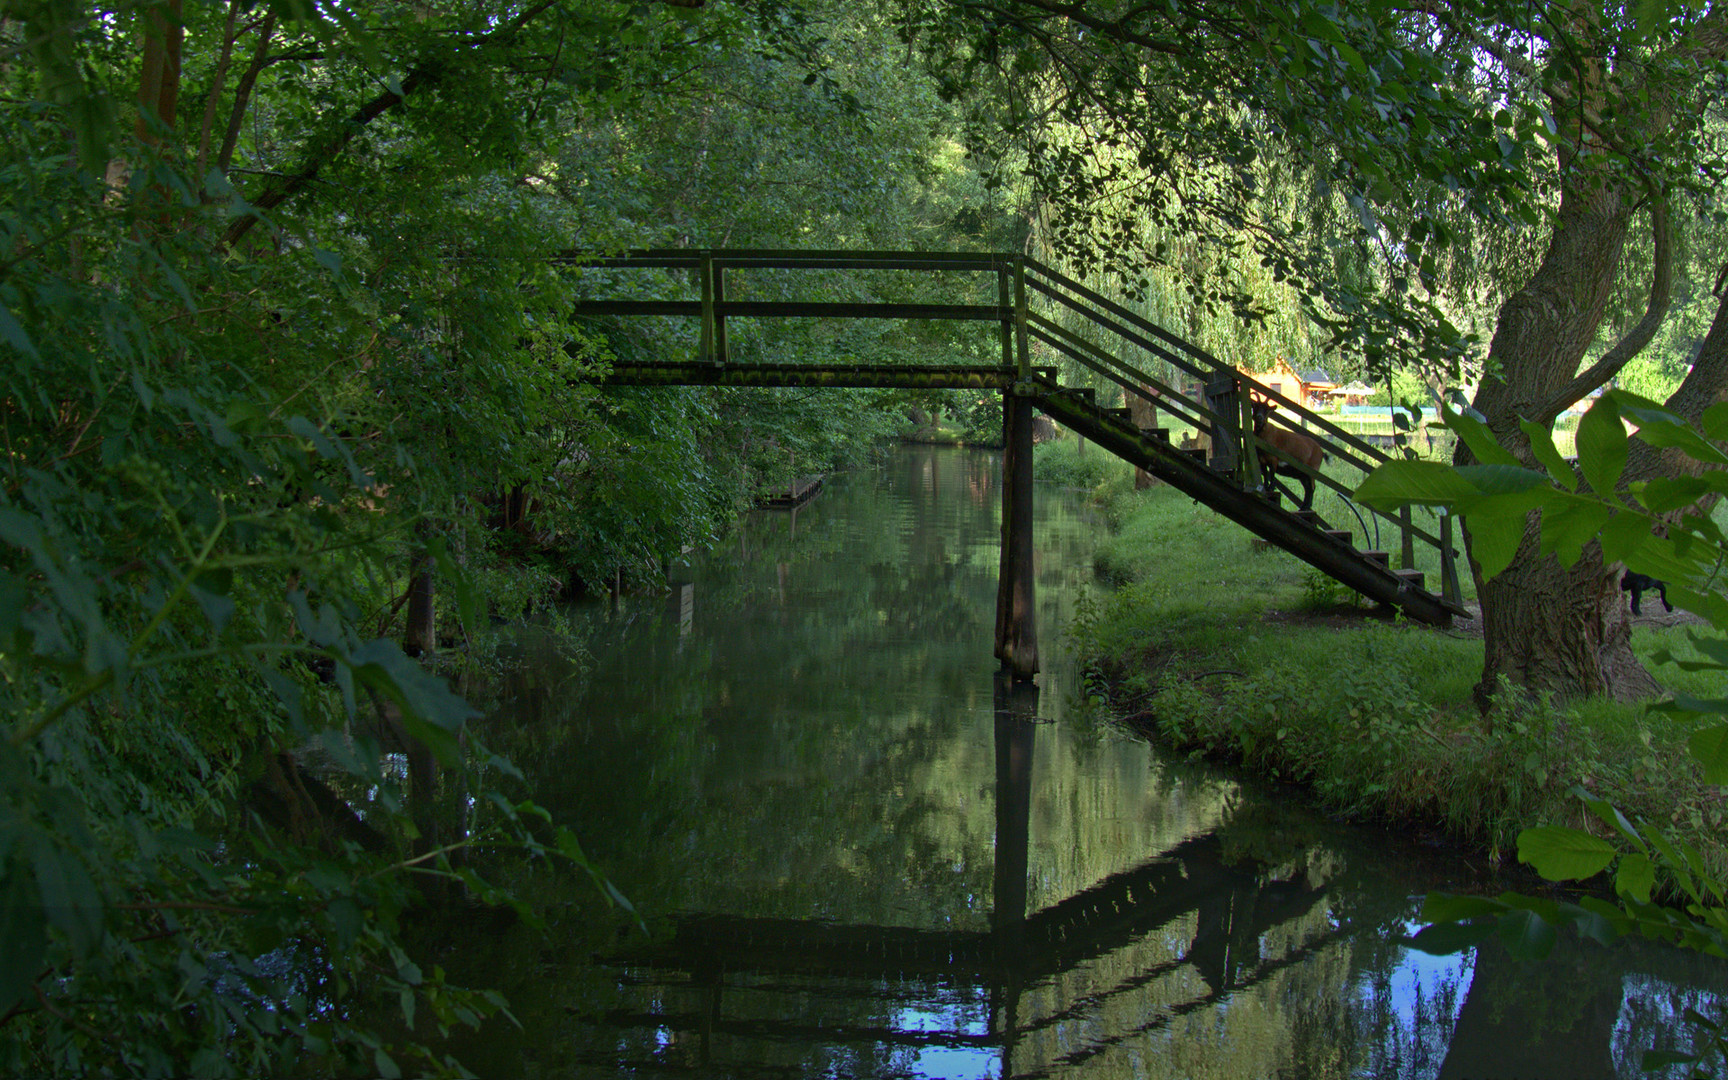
[{"left": 1047, "top": 440, "right": 1727, "bottom": 880}]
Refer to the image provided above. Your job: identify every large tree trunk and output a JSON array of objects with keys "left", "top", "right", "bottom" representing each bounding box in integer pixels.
[
  {"left": 1463, "top": 174, "right": 1654, "bottom": 706},
  {"left": 1469, "top": 218, "right": 1728, "bottom": 707}
]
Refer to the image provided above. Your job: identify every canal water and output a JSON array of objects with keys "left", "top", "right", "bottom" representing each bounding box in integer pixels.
[{"left": 446, "top": 444, "right": 1725, "bottom": 1079}]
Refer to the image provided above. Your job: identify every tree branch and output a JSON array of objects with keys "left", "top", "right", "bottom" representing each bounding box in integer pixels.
[
  {"left": 216, "top": 10, "right": 276, "bottom": 177},
  {"left": 221, "top": 1, "right": 560, "bottom": 248},
  {"left": 1537, "top": 196, "right": 1671, "bottom": 424}
]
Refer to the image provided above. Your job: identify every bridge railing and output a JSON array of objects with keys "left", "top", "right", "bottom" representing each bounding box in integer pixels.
[{"left": 1015, "top": 257, "right": 1463, "bottom": 606}]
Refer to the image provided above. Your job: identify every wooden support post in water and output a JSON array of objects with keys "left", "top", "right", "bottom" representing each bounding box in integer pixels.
[
  {"left": 996, "top": 391, "right": 1039, "bottom": 679},
  {"left": 992, "top": 668, "right": 1037, "bottom": 942}
]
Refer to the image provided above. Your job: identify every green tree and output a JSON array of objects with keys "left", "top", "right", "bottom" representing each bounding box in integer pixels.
[{"left": 903, "top": 0, "right": 1728, "bottom": 706}]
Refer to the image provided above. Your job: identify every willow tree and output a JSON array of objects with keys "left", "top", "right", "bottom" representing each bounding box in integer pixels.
[
  {"left": 1439, "top": 5, "right": 1728, "bottom": 704},
  {"left": 904, "top": 0, "right": 1728, "bottom": 705}
]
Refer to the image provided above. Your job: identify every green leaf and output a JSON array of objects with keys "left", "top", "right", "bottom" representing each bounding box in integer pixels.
[
  {"left": 328, "top": 897, "right": 362, "bottom": 947},
  {"left": 0, "top": 302, "right": 40, "bottom": 362},
  {"left": 29, "top": 838, "right": 103, "bottom": 956},
  {"left": 1453, "top": 463, "right": 1550, "bottom": 496},
  {"left": 0, "top": 860, "right": 46, "bottom": 1015},
  {"left": 1538, "top": 494, "right": 1613, "bottom": 568},
  {"left": 1519, "top": 418, "right": 1577, "bottom": 491},
  {"left": 1403, "top": 920, "right": 1495, "bottom": 954},
  {"left": 1443, "top": 404, "right": 1520, "bottom": 466},
  {"left": 1420, "top": 892, "right": 1509, "bottom": 922},
  {"left": 1517, "top": 825, "right": 1616, "bottom": 881},
  {"left": 1598, "top": 508, "right": 1660, "bottom": 564},
  {"left": 189, "top": 582, "right": 236, "bottom": 635},
  {"left": 1354, "top": 460, "right": 1481, "bottom": 510},
  {"left": 1701, "top": 400, "right": 1728, "bottom": 441},
  {"left": 1461, "top": 496, "right": 1536, "bottom": 581},
  {"left": 1617, "top": 396, "right": 1728, "bottom": 467},
  {"left": 431, "top": 540, "right": 483, "bottom": 639},
  {"left": 1497, "top": 907, "right": 1559, "bottom": 960},
  {"left": 1616, "top": 853, "right": 1656, "bottom": 904},
  {"left": 1638, "top": 475, "right": 1717, "bottom": 513},
  {"left": 1687, "top": 723, "right": 1728, "bottom": 785},
  {"left": 1575, "top": 396, "right": 1627, "bottom": 495},
  {"left": 1577, "top": 793, "right": 1646, "bottom": 851}
]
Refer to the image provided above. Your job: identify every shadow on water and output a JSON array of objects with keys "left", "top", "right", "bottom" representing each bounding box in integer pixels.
[{"left": 435, "top": 445, "right": 1724, "bottom": 1080}]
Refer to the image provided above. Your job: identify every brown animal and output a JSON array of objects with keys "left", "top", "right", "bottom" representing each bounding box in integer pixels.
[{"left": 1251, "top": 399, "right": 1325, "bottom": 510}]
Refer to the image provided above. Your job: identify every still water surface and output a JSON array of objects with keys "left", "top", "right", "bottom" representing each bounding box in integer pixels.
[{"left": 457, "top": 444, "right": 1724, "bottom": 1079}]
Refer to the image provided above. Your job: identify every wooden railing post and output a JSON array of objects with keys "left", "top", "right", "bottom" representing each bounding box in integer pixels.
[
  {"left": 1400, "top": 506, "right": 1416, "bottom": 569},
  {"left": 1440, "top": 510, "right": 1464, "bottom": 607},
  {"left": 1237, "top": 380, "right": 1261, "bottom": 492},
  {"left": 698, "top": 251, "right": 717, "bottom": 365},
  {"left": 998, "top": 261, "right": 1015, "bottom": 370},
  {"left": 712, "top": 256, "right": 729, "bottom": 365},
  {"left": 1013, "top": 256, "right": 1031, "bottom": 381}
]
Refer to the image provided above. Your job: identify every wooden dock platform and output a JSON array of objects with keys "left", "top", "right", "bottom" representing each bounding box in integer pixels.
[{"left": 760, "top": 474, "right": 824, "bottom": 509}]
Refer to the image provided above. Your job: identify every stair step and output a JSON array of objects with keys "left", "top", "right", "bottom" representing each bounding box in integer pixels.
[
  {"left": 1323, "top": 529, "right": 1352, "bottom": 545},
  {"left": 1361, "top": 550, "right": 1391, "bottom": 567},
  {"left": 1145, "top": 427, "right": 1170, "bottom": 442},
  {"left": 1293, "top": 509, "right": 1321, "bottom": 526},
  {"left": 1393, "top": 568, "right": 1426, "bottom": 589},
  {"left": 1106, "top": 407, "right": 1132, "bottom": 421},
  {"left": 1181, "top": 446, "right": 1208, "bottom": 462}
]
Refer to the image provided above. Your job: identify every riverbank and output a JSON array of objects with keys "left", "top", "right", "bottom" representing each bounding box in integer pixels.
[{"left": 1048, "top": 441, "right": 1728, "bottom": 882}]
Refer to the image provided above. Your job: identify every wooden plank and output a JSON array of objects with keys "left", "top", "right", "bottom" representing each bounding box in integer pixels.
[
  {"left": 601, "top": 362, "right": 1020, "bottom": 389},
  {"left": 571, "top": 300, "right": 1006, "bottom": 321},
  {"left": 554, "top": 248, "right": 1012, "bottom": 272}
]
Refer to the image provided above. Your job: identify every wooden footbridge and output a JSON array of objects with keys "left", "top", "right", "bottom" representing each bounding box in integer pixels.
[{"left": 570, "top": 250, "right": 1467, "bottom": 676}]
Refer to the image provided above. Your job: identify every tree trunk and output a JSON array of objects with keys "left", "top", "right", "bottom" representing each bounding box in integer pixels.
[
  {"left": 404, "top": 546, "right": 436, "bottom": 657},
  {"left": 1464, "top": 170, "right": 1652, "bottom": 706}
]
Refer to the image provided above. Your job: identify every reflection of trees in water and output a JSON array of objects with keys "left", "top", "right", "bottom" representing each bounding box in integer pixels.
[{"left": 407, "top": 446, "right": 1728, "bottom": 1078}]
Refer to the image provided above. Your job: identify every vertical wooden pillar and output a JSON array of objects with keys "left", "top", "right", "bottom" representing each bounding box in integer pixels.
[
  {"left": 1440, "top": 510, "right": 1464, "bottom": 607},
  {"left": 996, "top": 389, "right": 1038, "bottom": 678},
  {"left": 1237, "top": 381, "right": 1261, "bottom": 491},
  {"left": 698, "top": 252, "right": 718, "bottom": 365},
  {"left": 712, "top": 258, "right": 729, "bottom": 365},
  {"left": 1400, "top": 505, "right": 1416, "bottom": 569}
]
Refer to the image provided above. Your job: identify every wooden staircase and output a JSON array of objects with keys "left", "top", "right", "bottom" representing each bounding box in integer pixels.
[{"left": 1030, "top": 377, "right": 1465, "bottom": 626}]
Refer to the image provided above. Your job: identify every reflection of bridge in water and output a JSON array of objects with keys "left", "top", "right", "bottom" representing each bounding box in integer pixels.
[
  {"left": 572, "top": 660, "right": 1728, "bottom": 1080},
  {"left": 591, "top": 675, "right": 1344, "bottom": 1077}
]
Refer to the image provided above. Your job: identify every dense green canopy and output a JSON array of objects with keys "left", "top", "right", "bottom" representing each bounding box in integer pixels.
[{"left": 3, "top": 0, "right": 1727, "bottom": 1072}]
